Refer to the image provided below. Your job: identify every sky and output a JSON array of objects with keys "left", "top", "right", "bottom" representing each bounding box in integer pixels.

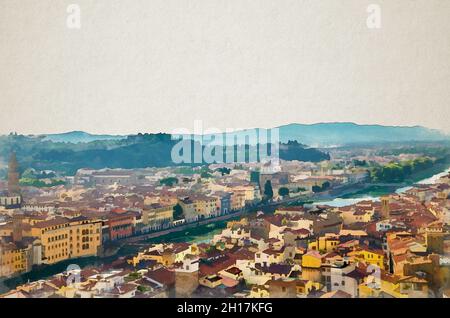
[{"left": 0, "top": 0, "right": 449, "bottom": 135}]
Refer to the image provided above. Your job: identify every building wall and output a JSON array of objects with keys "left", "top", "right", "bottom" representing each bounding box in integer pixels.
[
  {"left": 268, "top": 281, "right": 297, "bottom": 298},
  {"left": 179, "top": 201, "right": 196, "bottom": 223},
  {"left": 0, "top": 195, "right": 22, "bottom": 209},
  {"left": 0, "top": 244, "right": 32, "bottom": 278},
  {"left": 108, "top": 215, "right": 134, "bottom": 241},
  {"left": 193, "top": 198, "right": 218, "bottom": 218},
  {"left": 175, "top": 271, "right": 199, "bottom": 297},
  {"left": 142, "top": 205, "right": 174, "bottom": 226},
  {"left": 30, "top": 219, "right": 102, "bottom": 265},
  {"left": 70, "top": 220, "right": 102, "bottom": 258},
  {"left": 218, "top": 195, "right": 231, "bottom": 215},
  {"left": 231, "top": 192, "right": 246, "bottom": 210}
]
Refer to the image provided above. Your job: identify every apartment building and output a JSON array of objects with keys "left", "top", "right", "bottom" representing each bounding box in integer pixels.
[{"left": 30, "top": 216, "right": 102, "bottom": 265}]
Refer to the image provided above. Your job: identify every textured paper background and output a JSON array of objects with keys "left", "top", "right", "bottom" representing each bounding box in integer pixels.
[{"left": 0, "top": 0, "right": 449, "bottom": 134}]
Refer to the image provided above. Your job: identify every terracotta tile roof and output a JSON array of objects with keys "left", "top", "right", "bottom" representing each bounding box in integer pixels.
[
  {"left": 32, "top": 217, "right": 69, "bottom": 229},
  {"left": 224, "top": 266, "right": 242, "bottom": 275},
  {"left": 255, "top": 263, "right": 292, "bottom": 275},
  {"left": 200, "top": 254, "right": 236, "bottom": 276},
  {"left": 145, "top": 268, "right": 175, "bottom": 286},
  {"left": 230, "top": 248, "right": 255, "bottom": 260},
  {"left": 110, "top": 283, "right": 136, "bottom": 295},
  {"left": 48, "top": 277, "right": 67, "bottom": 289}
]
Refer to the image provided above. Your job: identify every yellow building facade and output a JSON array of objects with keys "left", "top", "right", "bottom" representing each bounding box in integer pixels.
[
  {"left": 301, "top": 251, "right": 322, "bottom": 269},
  {"left": 308, "top": 235, "right": 339, "bottom": 253},
  {"left": 30, "top": 216, "right": 102, "bottom": 265},
  {"left": 0, "top": 242, "right": 32, "bottom": 277},
  {"left": 349, "top": 248, "right": 385, "bottom": 270},
  {"left": 142, "top": 204, "right": 174, "bottom": 226}
]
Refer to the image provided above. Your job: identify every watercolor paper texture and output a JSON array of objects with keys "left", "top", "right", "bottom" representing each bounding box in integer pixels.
[{"left": 0, "top": 1, "right": 449, "bottom": 301}]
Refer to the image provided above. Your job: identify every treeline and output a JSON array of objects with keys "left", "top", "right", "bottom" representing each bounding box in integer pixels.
[
  {"left": 376, "top": 144, "right": 450, "bottom": 158},
  {"left": 369, "top": 157, "right": 434, "bottom": 183},
  {"left": 19, "top": 178, "right": 65, "bottom": 187},
  {"left": 0, "top": 134, "right": 329, "bottom": 176}
]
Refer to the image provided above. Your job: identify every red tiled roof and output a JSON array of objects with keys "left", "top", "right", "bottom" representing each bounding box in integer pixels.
[{"left": 145, "top": 268, "right": 175, "bottom": 286}]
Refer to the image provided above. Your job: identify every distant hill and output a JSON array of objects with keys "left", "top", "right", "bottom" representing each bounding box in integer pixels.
[
  {"left": 41, "top": 131, "right": 126, "bottom": 143},
  {"left": 277, "top": 123, "right": 449, "bottom": 147},
  {"left": 182, "top": 123, "right": 449, "bottom": 148},
  {"left": 38, "top": 123, "right": 449, "bottom": 147}
]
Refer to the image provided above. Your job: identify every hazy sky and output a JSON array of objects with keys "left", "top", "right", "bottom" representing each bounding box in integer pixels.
[{"left": 0, "top": 0, "right": 449, "bottom": 135}]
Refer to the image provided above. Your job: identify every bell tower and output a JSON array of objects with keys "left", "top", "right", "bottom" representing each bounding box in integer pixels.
[
  {"left": 8, "top": 152, "right": 20, "bottom": 195},
  {"left": 380, "top": 196, "right": 390, "bottom": 219}
]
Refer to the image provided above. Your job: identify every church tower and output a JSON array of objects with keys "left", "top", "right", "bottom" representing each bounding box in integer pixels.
[
  {"left": 8, "top": 152, "right": 20, "bottom": 195},
  {"left": 380, "top": 195, "right": 390, "bottom": 219}
]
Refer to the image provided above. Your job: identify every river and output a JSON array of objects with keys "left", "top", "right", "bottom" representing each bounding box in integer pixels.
[{"left": 311, "top": 166, "right": 450, "bottom": 208}]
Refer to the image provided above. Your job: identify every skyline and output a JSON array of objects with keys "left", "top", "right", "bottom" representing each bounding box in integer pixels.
[{"left": 1, "top": 0, "right": 450, "bottom": 135}]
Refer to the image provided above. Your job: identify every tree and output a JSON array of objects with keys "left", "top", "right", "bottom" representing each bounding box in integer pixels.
[
  {"left": 137, "top": 285, "right": 149, "bottom": 293},
  {"left": 312, "top": 185, "right": 322, "bottom": 193},
  {"left": 278, "top": 187, "right": 289, "bottom": 197},
  {"left": 369, "top": 156, "right": 435, "bottom": 183},
  {"left": 216, "top": 167, "right": 231, "bottom": 176},
  {"left": 159, "top": 177, "right": 178, "bottom": 187},
  {"left": 312, "top": 181, "right": 331, "bottom": 193},
  {"left": 263, "top": 180, "right": 273, "bottom": 200},
  {"left": 353, "top": 159, "right": 367, "bottom": 167},
  {"left": 173, "top": 203, "right": 184, "bottom": 220},
  {"left": 200, "top": 171, "right": 212, "bottom": 179},
  {"left": 250, "top": 171, "right": 260, "bottom": 184},
  {"left": 21, "top": 168, "right": 37, "bottom": 179}
]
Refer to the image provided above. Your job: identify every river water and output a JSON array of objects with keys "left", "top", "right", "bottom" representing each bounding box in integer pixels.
[{"left": 312, "top": 167, "right": 450, "bottom": 208}]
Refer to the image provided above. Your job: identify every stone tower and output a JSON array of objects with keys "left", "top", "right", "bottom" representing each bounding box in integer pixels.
[
  {"left": 175, "top": 255, "right": 199, "bottom": 297},
  {"left": 8, "top": 152, "right": 20, "bottom": 195},
  {"left": 380, "top": 196, "right": 390, "bottom": 219}
]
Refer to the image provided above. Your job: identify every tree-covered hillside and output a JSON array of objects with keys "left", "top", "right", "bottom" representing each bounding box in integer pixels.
[{"left": 0, "top": 133, "right": 329, "bottom": 176}]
